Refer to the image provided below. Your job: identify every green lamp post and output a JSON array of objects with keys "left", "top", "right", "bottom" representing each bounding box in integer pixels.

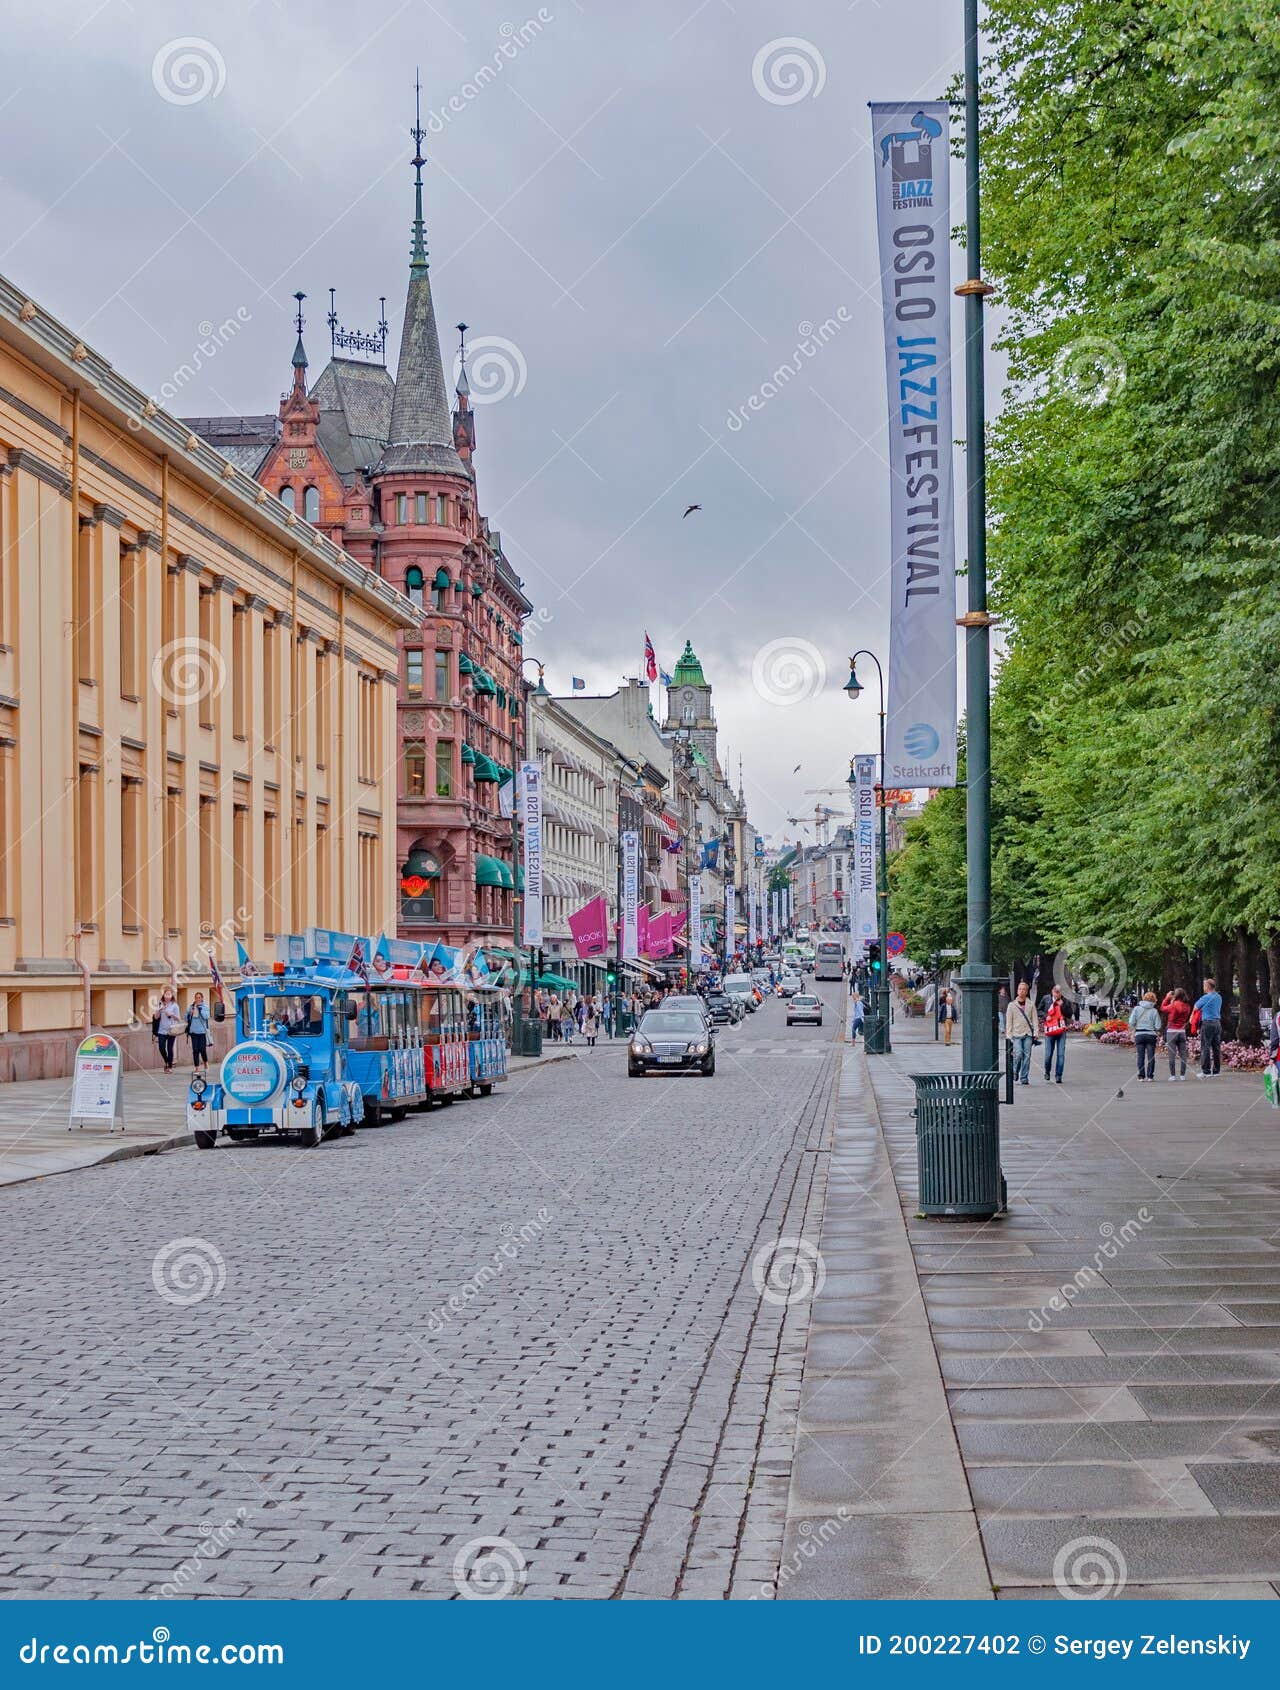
[{"left": 843, "top": 651, "right": 891, "bottom": 1054}]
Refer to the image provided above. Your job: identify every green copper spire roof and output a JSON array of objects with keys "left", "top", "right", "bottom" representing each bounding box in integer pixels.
[{"left": 672, "top": 640, "right": 705, "bottom": 687}]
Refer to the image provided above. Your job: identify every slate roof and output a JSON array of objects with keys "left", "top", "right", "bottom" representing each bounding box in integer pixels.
[
  {"left": 181, "top": 413, "right": 278, "bottom": 476},
  {"left": 375, "top": 264, "right": 466, "bottom": 478},
  {"left": 309, "top": 358, "right": 395, "bottom": 482}
]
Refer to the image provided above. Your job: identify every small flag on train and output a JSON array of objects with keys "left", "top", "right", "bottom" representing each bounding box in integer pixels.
[{"left": 235, "top": 939, "right": 257, "bottom": 977}]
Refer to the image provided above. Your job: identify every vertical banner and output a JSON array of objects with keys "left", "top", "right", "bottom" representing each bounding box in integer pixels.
[
  {"left": 871, "top": 101, "right": 958, "bottom": 788},
  {"left": 518, "top": 760, "right": 543, "bottom": 948},
  {"left": 748, "top": 884, "right": 758, "bottom": 948},
  {"left": 689, "top": 874, "right": 702, "bottom": 964},
  {"left": 725, "top": 884, "right": 736, "bottom": 956},
  {"left": 853, "top": 753, "right": 878, "bottom": 958},
  {"left": 621, "top": 830, "right": 640, "bottom": 961}
]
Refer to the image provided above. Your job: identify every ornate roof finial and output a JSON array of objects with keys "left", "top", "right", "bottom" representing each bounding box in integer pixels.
[
  {"left": 291, "top": 291, "right": 307, "bottom": 374},
  {"left": 455, "top": 321, "right": 470, "bottom": 396},
  {"left": 410, "top": 70, "right": 428, "bottom": 271}
]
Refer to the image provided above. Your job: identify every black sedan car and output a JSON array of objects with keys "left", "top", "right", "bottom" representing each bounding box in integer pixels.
[
  {"left": 703, "top": 993, "right": 739, "bottom": 1026},
  {"left": 628, "top": 1009, "right": 716, "bottom": 1077}
]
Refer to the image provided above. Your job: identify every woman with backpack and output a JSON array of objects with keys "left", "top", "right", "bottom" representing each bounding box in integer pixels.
[{"left": 1160, "top": 987, "right": 1191, "bottom": 1080}]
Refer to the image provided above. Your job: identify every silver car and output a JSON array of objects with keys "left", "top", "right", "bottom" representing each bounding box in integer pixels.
[{"left": 786, "top": 993, "right": 823, "bottom": 1027}]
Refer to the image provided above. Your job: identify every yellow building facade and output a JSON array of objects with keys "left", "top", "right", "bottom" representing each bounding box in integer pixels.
[{"left": 0, "top": 272, "right": 420, "bottom": 1078}]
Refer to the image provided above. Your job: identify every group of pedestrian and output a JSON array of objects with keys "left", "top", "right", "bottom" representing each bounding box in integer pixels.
[
  {"left": 151, "top": 988, "right": 213, "bottom": 1075},
  {"left": 1128, "top": 978, "right": 1222, "bottom": 1082},
  {"left": 534, "top": 989, "right": 609, "bottom": 1045}
]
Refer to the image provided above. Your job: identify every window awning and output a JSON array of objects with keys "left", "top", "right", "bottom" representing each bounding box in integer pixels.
[
  {"left": 475, "top": 854, "right": 506, "bottom": 888},
  {"left": 461, "top": 742, "right": 477, "bottom": 765},
  {"left": 459, "top": 653, "right": 476, "bottom": 675},
  {"left": 433, "top": 566, "right": 451, "bottom": 591},
  {"left": 474, "top": 753, "right": 501, "bottom": 782}
]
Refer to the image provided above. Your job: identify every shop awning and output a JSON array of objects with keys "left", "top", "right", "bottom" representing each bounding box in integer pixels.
[
  {"left": 475, "top": 855, "right": 510, "bottom": 888},
  {"left": 433, "top": 566, "right": 451, "bottom": 591},
  {"left": 473, "top": 753, "right": 502, "bottom": 782}
]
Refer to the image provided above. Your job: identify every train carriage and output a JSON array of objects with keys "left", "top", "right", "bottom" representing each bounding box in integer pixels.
[{"left": 465, "top": 987, "right": 509, "bottom": 1096}]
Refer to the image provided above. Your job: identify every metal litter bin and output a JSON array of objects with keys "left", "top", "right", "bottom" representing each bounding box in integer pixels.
[{"left": 912, "top": 1070, "right": 1003, "bottom": 1217}]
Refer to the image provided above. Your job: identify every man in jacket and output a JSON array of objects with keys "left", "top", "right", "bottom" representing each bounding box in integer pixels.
[{"left": 1005, "top": 982, "right": 1039, "bottom": 1086}]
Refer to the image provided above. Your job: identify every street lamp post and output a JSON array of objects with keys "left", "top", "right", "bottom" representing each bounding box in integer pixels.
[
  {"left": 510, "top": 659, "right": 550, "bottom": 1057},
  {"left": 613, "top": 765, "right": 645, "bottom": 1038},
  {"left": 843, "top": 649, "right": 891, "bottom": 1053}
]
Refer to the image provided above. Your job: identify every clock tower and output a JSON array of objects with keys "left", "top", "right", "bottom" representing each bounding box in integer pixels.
[{"left": 663, "top": 640, "right": 717, "bottom": 764}]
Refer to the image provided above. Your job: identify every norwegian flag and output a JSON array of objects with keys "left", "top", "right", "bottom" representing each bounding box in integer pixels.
[
  {"left": 346, "top": 936, "right": 371, "bottom": 985},
  {"left": 644, "top": 632, "right": 658, "bottom": 684},
  {"left": 208, "top": 953, "right": 227, "bottom": 1009}
]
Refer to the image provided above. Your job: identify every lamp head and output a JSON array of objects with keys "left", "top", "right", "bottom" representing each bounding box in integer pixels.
[
  {"left": 843, "top": 658, "right": 862, "bottom": 701},
  {"left": 532, "top": 663, "right": 550, "bottom": 699}
]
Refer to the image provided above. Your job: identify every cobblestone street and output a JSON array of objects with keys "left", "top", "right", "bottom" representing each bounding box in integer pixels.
[{"left": 0, "top": 990, "right": 841, "bottom": 1600}]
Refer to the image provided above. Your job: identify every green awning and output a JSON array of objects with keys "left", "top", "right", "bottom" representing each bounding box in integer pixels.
[
  {"left": 475, "top": 855, "right": 506, "bottom": 888},
  {"left": 517, "top": 970, "right": 576, "bottom": 991},
  {"left": 470, "top": 582, "right": 483, "bottom": 598},
  {"left": 433, "top": 566, "right": 451, "bottom": 591},
  {"left": 458, "top": 653, "right": 475, "bottom": 675},
  {"left": 473, "top": 669, "right": 497, "bottom": 696},
  {"left": 473, "top": 753, "right": 501, "bottom": 782}
]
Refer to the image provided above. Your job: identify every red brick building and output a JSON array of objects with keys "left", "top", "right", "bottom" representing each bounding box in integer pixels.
[{"left": 187, "top": 126, "right": 531, "bottom": 949}]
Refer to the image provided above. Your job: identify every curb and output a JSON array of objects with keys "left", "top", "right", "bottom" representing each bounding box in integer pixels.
[{"left": 0, "top": 1130, "right": 191, "bottom": 1192}]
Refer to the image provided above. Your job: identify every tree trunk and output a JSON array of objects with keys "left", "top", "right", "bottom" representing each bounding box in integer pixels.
[
  {"left": 1213, "top": 936, "right": 1234, "bottom": 1035},
  {"left": 1235, "top": 931, "right": 1263, "bottom": 1046},
  {"left": 1267, "top": 935, "right": 1280, "bottom": 1016}
]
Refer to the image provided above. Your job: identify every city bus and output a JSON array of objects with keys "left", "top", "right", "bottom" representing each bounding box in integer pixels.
[{"left": 814, "top": 938, "right": 846, "bottom": 980}]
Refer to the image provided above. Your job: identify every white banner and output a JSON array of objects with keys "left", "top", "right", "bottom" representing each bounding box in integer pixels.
[
  {"left": 852, "top": 753, "right": 878, "bottom": 958},
  {"left": 689, "top": 873, "right": 702, "bottom": 964},
  {"left": 518, "top": 761, "right": 543, "bottom": 948},
  {"left": 725, "top": 884, "right": 736, "bottom": 956},
  {"left": 871, "top": 101, "right": 957, "bottom": 788},
  {"left": 747, "top": 884, "right": 757, "bottom": 948},
  {"left": 621, "top": 830, "right": 640, "bottom": 961}
]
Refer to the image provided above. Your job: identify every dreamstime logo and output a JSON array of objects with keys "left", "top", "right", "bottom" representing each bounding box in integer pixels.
[
  {"left": 151, "top": 38, "right": 226, "bottom": 106},
  {"left": 726, "top": 310, "right": 852, "bottom": 431},
  {"left": 129, "top": 311, "right": 251, "bottom": 428},
  {"left": 752, "top": 38, "right": 826, "bottom": 106},
  {"left": 155, "top": 1510, "right": 247, "bottom": 1598},
  {"left": 1051, "top": 336, "right": 1126, "bottom": 408},
  {"left": 750, "top": 638, "right": 826, "bottom": 707},
  {"left": 452, "top": 1536, "right": 527, "bottom": 1599},
  {"left": 456, "top": 336, "right": 527, "bottom": 404},
  {"left": 752, "top": 1237, "right": 826, "bottom": 1306},
  {"left": 1053, "top": 1535, "right": 1127, "bottom": 1599},
  {"left": 151, "top": 638, "right": 227, "bottom": 709},
  {"left": 1053, "top": 938, "right": 1127, "bottom": 1004},
  {"left": 151, "top": 1238, "right": 227, "bottom": 1307},
  {"left": 423, "top": 11, "right": 554, "bottom": 133},
  {"left": 1027, "top": 1209, "right": 1151, "bottom": 1331}
]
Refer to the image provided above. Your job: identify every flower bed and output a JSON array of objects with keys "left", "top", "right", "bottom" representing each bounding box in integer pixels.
[{"left": 1097, "top": 1031, "right": 1270, "bottom": 1070}]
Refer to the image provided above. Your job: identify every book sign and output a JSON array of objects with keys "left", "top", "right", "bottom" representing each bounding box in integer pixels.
[{"left": 69, "top": 1034, "right": 124, "bottom": 1131}]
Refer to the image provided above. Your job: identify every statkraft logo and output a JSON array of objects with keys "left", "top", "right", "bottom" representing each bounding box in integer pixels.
[{"left": 903, "top": 721, "right": 940, "bottom": 758}]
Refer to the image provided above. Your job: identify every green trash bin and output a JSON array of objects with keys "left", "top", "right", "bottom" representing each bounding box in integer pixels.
[{"left": 912, "top": 1070, "right": 1003, "bottom": 1218}]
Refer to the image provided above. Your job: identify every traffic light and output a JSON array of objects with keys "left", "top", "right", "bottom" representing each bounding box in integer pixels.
[
  {"left": 867, "top": 941, "right": 882, "bottom": 975},
  {"left": 605, "top": 963, "right": 617, "bottom": 989}
]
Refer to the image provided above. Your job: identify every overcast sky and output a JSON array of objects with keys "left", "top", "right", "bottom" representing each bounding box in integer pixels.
[{"left": 2, "top": 0, "right": 970, "bottom": 845}]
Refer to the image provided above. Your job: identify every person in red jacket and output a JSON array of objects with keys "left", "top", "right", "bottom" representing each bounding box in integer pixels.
[
  {"left": 1043, "top": 985, "right": 1069, "bottom": 1083},
  {"left": 1161, "top": 987, "right": 1191, "bottom": 1080}
]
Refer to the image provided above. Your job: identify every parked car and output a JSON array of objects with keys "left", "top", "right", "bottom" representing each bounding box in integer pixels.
[
  {"left": 786, "top": 993, "right": 824, "bottom": 1027},
  {"left": 628, "top": 1009, "right": 716, "bottom": 1077},
  {"left": 705, "top": 993, "right": 740, "bottom": 1026}
]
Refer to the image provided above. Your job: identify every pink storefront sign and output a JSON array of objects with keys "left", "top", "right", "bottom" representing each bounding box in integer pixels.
[{"left": 567, "top": 895, "right": 610, "bottom": 959}]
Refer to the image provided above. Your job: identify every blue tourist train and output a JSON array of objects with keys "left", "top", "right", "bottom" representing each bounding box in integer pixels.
[{"left": 187, "top": 927, "right": 508, "bottom": 1148}]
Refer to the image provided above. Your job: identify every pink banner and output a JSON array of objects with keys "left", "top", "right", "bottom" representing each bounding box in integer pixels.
[
  {"left": 568, "top": 895, "right": 610, "bottom": 959},
  {"left": 638, "top": 904, "right": 650, "bottom": 956},
  {"left": 648, "top": 913, "right": 674, "bottom": 959},
  {"left": 671, "top": 909, "right": 688, "bottom": 936}
]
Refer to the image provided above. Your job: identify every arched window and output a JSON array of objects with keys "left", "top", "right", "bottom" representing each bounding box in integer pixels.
[
  {"left": 303, "top": 486, "right": 320, "bottom": 523},
  {"left": 405, "top": 566, "right": 424, "bottom": 608},
  {"left": 279, "top": 486, "right": 295, "bottom": 511}
]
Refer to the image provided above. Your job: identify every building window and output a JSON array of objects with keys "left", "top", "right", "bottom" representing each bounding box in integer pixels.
[
  {"left": 264, "top": 812, "right": 281, "bottom": 937},
  {"left": 76, "top": 525, "right": 94, "bottom": 682},
  {"left": 198, "top": 795, "right": 216, "bottom": 930},
  {"left": 76, "top": 765, "right": 97, "bottom": 926},
  {"left": 315, "top": 647, "right": 329, "bottom": 764},
  {"left": 119, "top": 547, "right": 139, "bottom": 698},
  {"left": 416, "top": 492, "right": 428, "bottom": 524},
  {"left": 197, "top": 589, "right": 216, "bottom": 727},
  {"left": 405, "top": 648, "right": 424, "bottom": 699},
  {"left": 435, "top": 740, "right": 453, "bottom": 798},
  {"left": 233, "top": 806, "right": 249, "bottom": 929},
  {"left": 231, "top": 606, "right": 247, "bottom": 738},
  {"left": 434, "top": 650, "right": 450, "bottom": 701},
  {"left": 164, "top": 789, "right": 181, "bottom": 936},
  {"left": 404, "top": 740, "right": 426, "bottom": 797},
  {"left": 303, "top": 485, "right": 320, "bottom": 523},
  {"left": 262, "top": 620, "right": 278, "bottom": 748},
  {"left": 405, "top": 566, "right": 424, "bottom": 608},
  {"left": 120, "top": 779, "right": 141, "bottom": 929},
  {"left": 279, "top": 486, "right": 295, "bottom": 511},
  {"left": 396, "top": 493, "right": 408, "bottom": 524},
  {"left": 436, "top": 494, "right": 448, "bottom": 525}
]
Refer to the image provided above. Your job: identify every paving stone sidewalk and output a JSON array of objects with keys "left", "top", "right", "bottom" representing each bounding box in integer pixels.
[
  {"left": 864, "top": 1015, "right": 1280, "bottom": 1600},
  {"left": 0, "top": 1050, "right": 575, "bottom": 1190}
]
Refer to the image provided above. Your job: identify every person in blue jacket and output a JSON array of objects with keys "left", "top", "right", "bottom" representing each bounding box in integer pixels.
[{"left": 1193, "top": 977, "right": 1223, "bottom": 1077}]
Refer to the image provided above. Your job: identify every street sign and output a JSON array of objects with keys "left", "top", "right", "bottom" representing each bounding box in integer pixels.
[
  {"left": 939, "top": 947, "right": 962, "bottom": 958},
  {"left": 69, "top": 1034, "right": 124, "bottom": 1132},
  {"left": 887, "top": 931, "right": 907, "bottom": 956}
]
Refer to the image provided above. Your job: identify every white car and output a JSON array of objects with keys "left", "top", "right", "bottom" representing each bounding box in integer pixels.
[
  {"left": 777, "top": 972, "right": 802, "bottom": 997},
  {"left": 795, "top": 928, "right": 811, "bottom": 943},
  {"left": 786, "top": 993, "right": 824, "bottom": 1026}
]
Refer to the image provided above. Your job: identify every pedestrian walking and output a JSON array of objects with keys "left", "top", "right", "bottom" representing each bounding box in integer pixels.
[
  {"left": 1005, "top": 982, "right": 1039, "bottom": 1085},
  {"left": 1042, "top": 986, "right": 1068, "bottom": 1083},
  {"left": 848, "top": 988, "right": 866, "bottom": 1044},
  {"left": 582, "top": 1003, "right": 599, "bottom": 1047},
  {"left": 1129, "top": 991, "right": 1162, "bottom": 1081},
  {"left": 938, "top": 988, "right": 957, "bottom": 1047},
  {"left": 1161, "top": 987, "right": 1191, "bottom": 1080},
  {"left": 155, "top": 988, "right": 182, "bottom": 1073},
  {"left": 1193, "top": 977, "right": 1223, "bottom": 1076},
  {"left": 546, "top": 993, "right": 562, "bottom": 1043},
  {"left": 184, "top": 991, "right": 212, "bottom": 1075},
  {"left": 602, "top": 995, "right": 615, "bottom": 1039}
]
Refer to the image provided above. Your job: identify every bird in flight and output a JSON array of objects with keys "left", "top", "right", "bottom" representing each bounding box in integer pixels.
[
  {"left": 682, "top": 503, "right": 702, "bottom": 519},
  {"left": 792, "top": 763, "right": 802, "bottom": 773}
]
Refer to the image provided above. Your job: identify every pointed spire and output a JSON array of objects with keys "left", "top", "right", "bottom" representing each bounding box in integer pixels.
[
  {"left": 453, "top": 321, "right": 475, "bottom": 467},
  {"left": 291, "top": 291, "right": 308, "bottom": 388},
  {"left": 455, "top": 321, "right": 470, "bottom": 397},
  {"left": 376, "top": 78, "right": 465, "bottom": 479},
  {"left": 410, "top": 69, "right": 428, "bottom": 271}
]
